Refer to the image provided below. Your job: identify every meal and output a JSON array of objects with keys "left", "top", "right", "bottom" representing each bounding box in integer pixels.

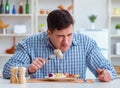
[
  {"left": 48, "top": 73, "right": 80, "bottom": 78},
  {"left": 45, "top": 73, "right": 94, "bottom": 83}
]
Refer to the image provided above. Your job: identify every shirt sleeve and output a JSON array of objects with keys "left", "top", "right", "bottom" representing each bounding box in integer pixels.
[
  {"left": 2, "top": 41, "right": 32, "bottom": 79},
  {"left": 86, "top": 40, "right": 117, "bottom": 80}
]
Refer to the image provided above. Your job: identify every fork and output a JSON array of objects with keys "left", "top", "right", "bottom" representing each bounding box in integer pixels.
[{"left": 47, "top": 54, "right": 56, "bottom": 60}]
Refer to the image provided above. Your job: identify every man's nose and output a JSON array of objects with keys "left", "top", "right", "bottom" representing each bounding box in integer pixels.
[{"left": 63, "top": 36, "right": 68, "bottom": 44}]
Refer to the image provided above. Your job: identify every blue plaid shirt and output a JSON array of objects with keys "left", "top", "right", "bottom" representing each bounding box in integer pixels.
[{"left": 3, "top": 32, "right": 117, "bottom": 79}]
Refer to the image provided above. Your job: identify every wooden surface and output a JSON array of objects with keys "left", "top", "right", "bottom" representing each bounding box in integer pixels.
[{"left": 27, "top": 78, "right": 94, "bottom": 83}]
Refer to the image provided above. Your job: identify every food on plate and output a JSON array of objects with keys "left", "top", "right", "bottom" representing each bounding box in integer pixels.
[
  {"left": 64, "top": 73, "right": 80, "bottom": 78},
  {"left": 48, "top": 72, "right": 79, "bottom": 78},
  {"left": 68, "top": 74, "right": 80, "bottom": 78},
  {"left": 55, "top": 73, "right": 66, "bottom": 78},
  {"left": 48, "top": 73, "right": 55, "bottom": 77},
  {"left": 54, "top": 49, "right": 63, "bottom": 59},
  {"left": 48, "top": 73, "right": 65, "bottom": 78}
]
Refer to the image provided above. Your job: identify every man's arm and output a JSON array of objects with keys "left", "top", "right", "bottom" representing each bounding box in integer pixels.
[
  {"left": 86, "top": 40, "right": 117, "bottom": 81},
  {"left": 2, "top": 42, "right": 31, "bottom": 79},
  {"left": 28, "top": 57, "right": 45, "bottom": 74}
]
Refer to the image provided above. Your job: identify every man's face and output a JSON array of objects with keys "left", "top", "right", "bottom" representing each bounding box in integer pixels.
[{"left": 47, "top": 25, "right": 73, "bottom": 52}]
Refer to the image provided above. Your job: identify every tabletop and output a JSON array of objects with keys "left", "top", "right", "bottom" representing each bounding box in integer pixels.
[{"left": 0, "top": 78, "right": 120, "bottom": 88}]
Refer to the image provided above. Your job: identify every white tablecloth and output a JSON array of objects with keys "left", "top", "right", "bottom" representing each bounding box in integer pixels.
[{"left": 0, "top": 78, "right": 120, "bottom": 88}]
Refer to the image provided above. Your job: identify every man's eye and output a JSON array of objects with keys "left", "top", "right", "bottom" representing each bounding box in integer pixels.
[
  {"left": 68, "top": 34, "right": 72, "bottom": 37},
  {"left": 58, "top": 35, "right": 64, "bottom": 37},
  {"left": 68, "top": 34, "right": 72, "bottom": 36}
]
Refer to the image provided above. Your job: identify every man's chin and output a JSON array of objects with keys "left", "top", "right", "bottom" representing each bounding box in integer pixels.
[{"left": 61, "top": 48, "right": 69, "bottom": 52}]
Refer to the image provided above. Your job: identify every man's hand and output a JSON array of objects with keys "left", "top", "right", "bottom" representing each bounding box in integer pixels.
[
  {"left": 97, "top": 68, "right": 112, "bottom": 82},
  {"left": 28, "top": 57, "right": 46, "bottom": 74}
]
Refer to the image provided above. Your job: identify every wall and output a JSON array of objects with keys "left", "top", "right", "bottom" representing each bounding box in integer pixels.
[{"left": 74, "top": 0, "right": 108, "bottom": 31}]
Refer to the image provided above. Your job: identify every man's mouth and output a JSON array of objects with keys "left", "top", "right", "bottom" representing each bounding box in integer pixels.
[{"left": 61, "top": 44, "right": 68, "bottom": 47}]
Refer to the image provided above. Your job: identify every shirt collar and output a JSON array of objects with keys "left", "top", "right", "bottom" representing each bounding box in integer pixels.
[{"left": 71, "top": 33, "right": 78, "bottom": 46}]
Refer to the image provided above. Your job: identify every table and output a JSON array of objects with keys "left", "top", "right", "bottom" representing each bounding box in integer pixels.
[{"left": 0, "top": 78, "right": 120, "bottom": 88}]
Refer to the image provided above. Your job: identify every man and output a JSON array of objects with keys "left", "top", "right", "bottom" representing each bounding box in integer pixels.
[{"left": 3, "top": 9, "right": 117, "bottom": 82}]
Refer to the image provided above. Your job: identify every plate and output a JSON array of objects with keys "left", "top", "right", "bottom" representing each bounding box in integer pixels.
[{"left": 44, "top": 77, "right": 76, "bottom": 81}]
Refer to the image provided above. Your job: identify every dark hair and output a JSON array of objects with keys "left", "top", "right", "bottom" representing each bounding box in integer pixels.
[{"left": 47, "top": 9, "right": 74, "bottom": 32}]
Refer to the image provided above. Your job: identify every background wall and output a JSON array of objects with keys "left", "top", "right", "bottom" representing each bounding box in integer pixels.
[{"left": 74, "top": 0, "right": 108, "bottom": 31}]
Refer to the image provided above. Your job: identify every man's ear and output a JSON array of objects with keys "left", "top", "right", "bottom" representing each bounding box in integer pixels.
[{"left": 47, "top": 29, "right": 51, "bottom": 37}]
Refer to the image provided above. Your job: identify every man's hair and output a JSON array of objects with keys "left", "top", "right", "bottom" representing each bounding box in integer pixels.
[{"left": 47, "top": 9, "right": 74, "bottom": 32}]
